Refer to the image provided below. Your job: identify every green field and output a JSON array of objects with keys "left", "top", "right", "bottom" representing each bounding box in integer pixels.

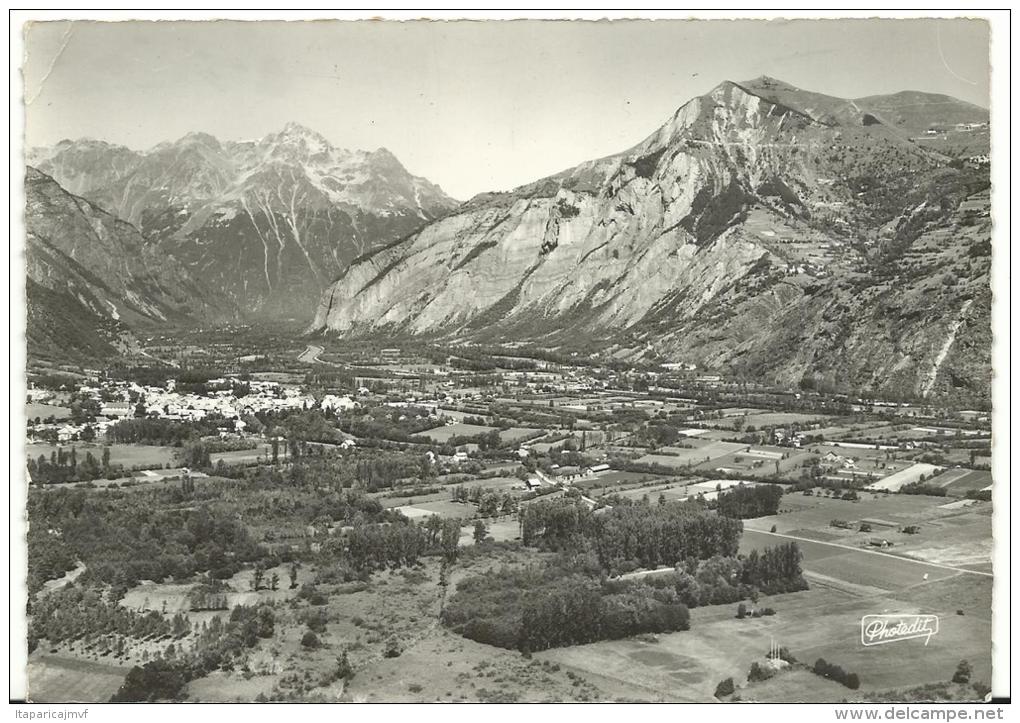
[
  {"left": 637, "top": 440, "right": 746, "bottom": 468},
  {"left": 26, "top": 402, "right": 71, "bottom": 420},
  {"left": 708, "top": 412, "right": 833, "bottom": 429},
  {"left": 698, "top": 448, "right": 815, "bottom": 478},
  {"left": 611, "top": 481, "right": 698, "bottom": 503},
  {"left": 185, "top": 672, "right": 278, "bottom": 703},
  {"left": 573, "top": 470, "right": 666, "bottom": 493},
  {"left": 26, "top": 442, "right": 176, "bottom": 470},
  {"left": 939, "top": 469, "right": 993, "bottom": 496},
  {"left": 743, "top": 488, "right": 993, "bottom": 571},
  {"left": 28, "top": 654, "right": 128, "bottom": 703},
  {"left": 393, "top": 499, "right": 475, "bottom": 519},
  {"left": 741, "top": 528, "right": 972, "bottom": 587},
  {"left": 498, "top": 427, "right": 545, "bottom": 444},
  {"left": 746, "top": 492, "right": 967, "bottom": 535},
  {"left": 414, "top": 423, "right": 495, "bottom": 443},
  {"left": 539, "top": 560, "right": 991, "bottom": 700},
  {"left": 472, "top": 476, "right": 526, "bottom": 492},
  {"left": 209, "top": 444, "right": 272, "bottom": 464}
]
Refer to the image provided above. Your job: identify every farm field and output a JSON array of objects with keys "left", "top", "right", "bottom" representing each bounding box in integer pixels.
[
  {"left": 742, "top": 488, "right": 993, "bottom": 571},
  {"left": 745, "top": 492, "right": 974, "bottom": 535},
  {"left": 611, "top": 481, "right": 700, "bottom": 503},
  {"left": 588, "top": 470, "right": 662, "bottom": 486},
  {"left": 698, "top": 448, "right": 815, "bottom": 478},
  {"left": 414, "top": 423, "right": 495, "bottom": 443},
  {"left": 480, "top": 461, "right": 523, "bottom": 475},
  {"left": 806, "top": 425, "right": 858, "bottom": 439},
  {"left": 706, "top": 412, "right": 833, "bottom": 429},
  {"left": 498, "top": 427, "right": 545, "bottom": 444},
  {"left": 889, "top": 505, "right": 993, "bottom": 569},
  {"left": 28, "top": 654, "right": 129, "bottom": 703},
  {"left": 571, "top": 471, "right": 670, "bottom": 495},
  {"left": 210, "top": 444, "right": 272, "bottom": 464},
  {"left": 436, "top": 408, "right": 489, "bottom": 422},
  {"left": 633, "top": 454, "right": 690, "bottom": 469},
  {"left": 379, "top": 488, "right": 453, "bottom": 509},
  {"left": 636, "top": 440, "right": 746, "bottom": 468},
  {"left": 538, "top": 569, "right": 991, "bottom": 701},
  {"left": 26, "top": 402, "right": 71, "bottom": 420},
  {"left": 185, "top": 671, "right": 278, "bottom": 702},
  {"left": 826, "top": 424, "right": 928, "bottom": 442},
  {"left": 867, "top": 463, "right": 942, "bottom": 491},
  {"left": 933, "top": 468, "right": 972, "bottom": 488},
  {"left": 392, "top": 499, "right": 475, "bottom": 520},
  {"left": 740, "top": 529, "right": 980, "bottom": 588},
  {"left": 680, "top": 428, "right": 743, "bottom": 441},
  {"left": 938, "top": 469, "right": 993, "bottom": 496},
  {"left": 129, "top": 468, "right": 206, "bottom": 484},
  {"left": 826, "top": 440, "right": 898, "bottom": 451},
  {"left": 716, "top": 407, "right": 770, "bottom": 416},
  {"left": 26, "top": 442, "right": 176, "bottom": 470},
  {"left": 471, "top": 476, "right": 526, "bottom": 492},
  {"left": 527, "top": 439, "right": 572, "bottom": 453}
]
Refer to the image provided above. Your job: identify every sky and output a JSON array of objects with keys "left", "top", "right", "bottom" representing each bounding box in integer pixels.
[{"left": 23, "top": 18, "right": 990, "bottom": 200}]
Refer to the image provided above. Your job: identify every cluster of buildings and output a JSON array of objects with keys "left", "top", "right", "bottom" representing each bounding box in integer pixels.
[
  {"left": 821, "top": 451, "right": 859, "bottom": 471},
  {"left": 773, "top": 428, "right": 808, "bottom": 448},
  {"left": 123, "top": 379, "right": 315, "bottom": 422},
  {"left": 28, "top": 377, "right": 325, "bottom": 444}
]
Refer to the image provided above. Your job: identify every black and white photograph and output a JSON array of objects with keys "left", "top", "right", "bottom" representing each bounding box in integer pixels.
[{"left": 9, "top": 10, "right": 1009, "bottom": 710}]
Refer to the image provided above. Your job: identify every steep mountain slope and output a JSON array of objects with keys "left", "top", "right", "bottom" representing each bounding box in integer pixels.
[
  {"left": 311, "top": 77, "right": 991, "bottom": 402},
  {"left": 736, "top": 76, "right": 988, "bottom": 135},
  {"left": 30, "top": 124, "right": 458, "bottom": 320},
  {"left": 853, "top": 87, "right": 990, "bottom": 158},
  {"left": 25, "top": 167, "right": 234, "bottom": 362}
]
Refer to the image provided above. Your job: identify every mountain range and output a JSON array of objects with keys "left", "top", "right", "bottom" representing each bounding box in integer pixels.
[
  {"left": 25, "top": 77, "right": 991, "bottom": 402},
  {"left": 309, "top": 76, "right": 991, "bottom": 402},
  {"left": 28, "top": 123, "right": 458, "bottom": 320}
]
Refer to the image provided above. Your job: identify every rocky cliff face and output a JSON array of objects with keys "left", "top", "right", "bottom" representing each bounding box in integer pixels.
[
  {"left": 25, "top": 167, "right": 234, "bottom": 361},
  {"left": 30, "top": 124, "right": 459, "bottom": 320},
  {"left": 311, "top": 77, "right": 991, "bottom": 402}
]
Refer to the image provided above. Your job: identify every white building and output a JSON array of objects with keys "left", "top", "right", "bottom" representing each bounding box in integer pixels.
[{"left": 321, "top": 394, "right": 359, "bottom": 412}]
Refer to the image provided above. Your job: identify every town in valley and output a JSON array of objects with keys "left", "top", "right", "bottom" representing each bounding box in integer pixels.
[
  {"left": 25, "top": 332, "right": 994, "bottom": 702},
  {"left": 19, "top": 17, "right": 998, "bottom": 706}
]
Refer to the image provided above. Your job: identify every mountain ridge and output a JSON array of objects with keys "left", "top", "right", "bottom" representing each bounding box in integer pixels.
[
  {"left": 309, "top": 77, "right": 991, "bottom": 403},
  {"left": 29, "top": 124, "right": 459, "bottom": 320}
]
